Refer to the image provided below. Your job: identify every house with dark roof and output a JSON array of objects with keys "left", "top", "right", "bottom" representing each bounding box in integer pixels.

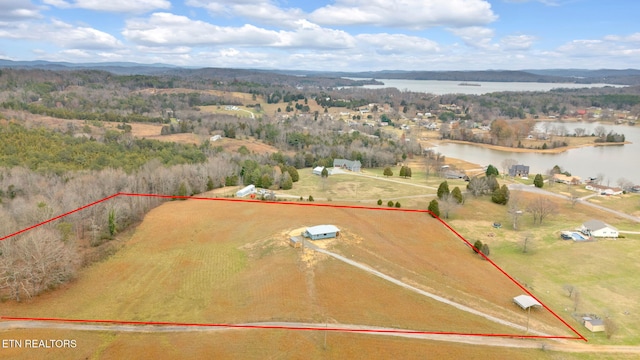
[{"left": 509, "top": 164, "right": 530, "bottom": 177}]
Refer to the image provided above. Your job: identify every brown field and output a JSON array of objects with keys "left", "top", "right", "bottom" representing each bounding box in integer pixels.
[
  {"left": 5, "top": 328, "right": 617, "bottom": 360},
  {"left": 1, "top": 199, "right": 579, "bottom": 358}
]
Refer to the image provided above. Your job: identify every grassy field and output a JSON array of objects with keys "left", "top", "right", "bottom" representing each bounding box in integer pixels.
[
  {"left": 447, "top": 191, "right": 640, "bottom": 345},
  {"left": 2, "top": 198, "right": 585, "bottom": 358}
]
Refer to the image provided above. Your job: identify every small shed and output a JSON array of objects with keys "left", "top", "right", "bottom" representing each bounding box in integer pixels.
[
  {"left": 312, "top": 166, "right": 325, "bottom": 176},
  {"left": 513, "top": 295, "right": 542, "bottom": 310},
  {"left": 583, "top": 317, "right": 605, "bottom": 332},
  {"left": 236, "top": 184, "right": 256, "bottom": 198},
  {"left": 303, "top": 225, "right": 340, "bottom": 240},
  {"left": 289, "top": 236, "right": 302, "bottom": 248}
]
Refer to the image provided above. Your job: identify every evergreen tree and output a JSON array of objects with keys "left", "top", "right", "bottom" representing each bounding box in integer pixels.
[
  {"left": 437, "top": 181, "right": 450, "bottom": 200},
  {"left": 287, "top": 166, "right": 299, "bottom": 182},
  {"left": 485, "top": 164, "right": 499, "bottom": 177},
  {"left": 491, "top": 184, "right": 510, "bottom": 205},
  {"left": 383, "top": 167, "right": 393, "bottom": 177},
  {"left": 473, "top": 240, "right": 484, "bottom": 254},
  {"left": 451, "top": 186, "right": 463, "bottom": 204},
  {"left": 395, "top": 201, "right": 401, "bottom": 208},
  {"left": 428, "top": 199, "right": 440, "bottom": 217},
  {"left": 399, "top": 166, "right": 406, "bottom": 177},
  {"left": 377, "top": 199, "right": 383, "bottom": 206},
  {"left": 534, "top": 174, "right": 544, "bottom": 188},
  {"left": 321, "top": 167, "right": 329, "bottom": 178},
  {"left": 387, "top": 200, "right": 394, "bottom": 207}
]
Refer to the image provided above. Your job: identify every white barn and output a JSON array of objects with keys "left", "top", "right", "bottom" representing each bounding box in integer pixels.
[
  {"left": 312, "top": 166, "right": 325, "bottom": 176},
  {"left": 303, "top": 225, "right": 340, "bottom": 240},
  {"left": 236, "top": 184, "right": 256, "bottom": 197}
]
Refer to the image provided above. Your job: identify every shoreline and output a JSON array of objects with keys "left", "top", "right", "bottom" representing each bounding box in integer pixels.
[{"left": 438, "top": 139, "right": 631, "bottom": 154}]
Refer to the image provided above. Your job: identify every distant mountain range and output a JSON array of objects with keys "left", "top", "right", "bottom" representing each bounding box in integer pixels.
[{"left": 1, "top": 59, "right": 639, "bottom": 85}]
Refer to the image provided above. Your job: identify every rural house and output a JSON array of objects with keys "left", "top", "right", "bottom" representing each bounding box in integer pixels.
[
  {"left": 583, "top": 317, "right": 605, "bottom": 332},
  {"left": 333, "top": 159, "right": 361, "bottom": 172},
  {"left": 552, "top": 173, "right": 581, "bottom": 185},
  {"left": 509, "top": 164, "right": 530, "bottom": 177},
  {"left": 585, "top": 184, "right": 623, "bottom": 195},
  {"left": 580, "top": 220, "right": 619, "bottom": 238},
  {"left": 303, "top": 225, "right": 340, "bottom": 240}
]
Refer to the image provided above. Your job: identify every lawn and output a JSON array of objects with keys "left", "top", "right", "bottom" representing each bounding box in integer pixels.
[{"left": 447, "top": 191, "right": 640, "bottom": 345}]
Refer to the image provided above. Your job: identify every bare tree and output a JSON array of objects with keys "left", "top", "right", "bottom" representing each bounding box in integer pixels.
[
  {"left": 563, "top": 284, "right": 575, "bottom": 298},
  {"left": 501, "top": 158, "right": 518, "bottom": 177},
  {"left": 467, "top": 176, "right": 489, "bottom": 197},
  {"left": 594, "top": 125, "right": 607, "bottom": 138},
  {"left": 573, "top": 290, "right": 581, "bottom": 312},
  {"left": 0, "top": 229, "right": 76, "bottom": 302},
  {"left": 617, "top": 178, "right": 634, "bottom": 192},
  {"left": 567, "top": 185, "right": 580, "bottom": 207},
  {"left": 438, "top": 194, "right": 460, "bottom": 219},
  {"left": 508, "top": 192, "right": 524, "bottom": 230},
  {"left": 574, "top": 127, "right": 586, "bottom": 137},
  {"left": 603, "top": 317, "right": 618, "bottom": 339},
  {"left": 526, "top": 197, "right": 558, "bottom": 225}
]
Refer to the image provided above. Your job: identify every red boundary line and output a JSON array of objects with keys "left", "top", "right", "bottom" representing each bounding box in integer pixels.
[{"left": 0, "top": 192, "right": 586, "bottom": 341}]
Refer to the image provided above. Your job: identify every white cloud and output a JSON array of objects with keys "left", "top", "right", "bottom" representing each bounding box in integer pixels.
[
  {"left": 0, "top": 0, "right": 42, "bottom": 21},
  {"left": 604, "top": 33, "right": 640, "bottom": 43},
  {"left": 448, "top": 26, "right": 496, "bottom": 49},
  {"left": 0, "top": 19, "right": 121, "bottom": 50},
  {"left": 50, "top": 20, "right": 123, "bottom": 49},
  {"left": 123, "top": 13, "right": 356, "bottom": 50},
  {"left": 123, "top": 13, "right": 280, "bottom": 46},
  {"left": 45, "top": 0, "right": 170, "bottom": 13},
  {"left": 501, "top": 35, "right": 535, "bottom": 50},
  {"left": 356, "top": 33, "right": 440, "bottom": 55},
  {"left": 187, "top": 0, "right": 305, "bottom": 28},
  {"left": 309, "top": 0, "right": 497, "bottom": 29}
]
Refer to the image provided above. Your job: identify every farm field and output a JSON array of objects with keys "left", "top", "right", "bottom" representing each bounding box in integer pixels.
[
  {"left": 1, "top": 198, "right": 579, "bottom": 358},
  {"left": 5, "top": 328, "right": 626, "bottom": 360}
]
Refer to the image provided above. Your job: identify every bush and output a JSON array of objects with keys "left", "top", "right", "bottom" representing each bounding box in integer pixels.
[
  {"left": 308, "top": 195, "right": 314, "bottom": 201},
  {"left": 395, "top": 201, "right": 401, "bottom": 208},
  {"left": 377, "top": 199, "right": 383, "bottom": 206},
  {"left": 387, "top": 200, "right": 394, "bottom": 207}
]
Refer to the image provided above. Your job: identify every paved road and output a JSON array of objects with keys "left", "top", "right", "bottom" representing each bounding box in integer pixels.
[{"left": 508, "top": 184, "right": 640, "bottom": 223}]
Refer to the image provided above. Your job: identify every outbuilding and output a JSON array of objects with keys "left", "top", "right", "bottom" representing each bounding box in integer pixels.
[
  {"left": 236, "top": 184, "right": 256, "bottom": 198},
  {"left": 303, "top": 225, "right": 340, "bottom": 240},
  {"left": 583, "top": 317, "right": 605, "bottom": 332},
  {"left": 513, "top": 295, "right": 542, "bottom": 310}
]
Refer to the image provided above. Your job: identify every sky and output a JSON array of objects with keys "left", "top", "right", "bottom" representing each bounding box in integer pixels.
[{"left": 0, "top": 0, "right": 639, "bottom": 71}]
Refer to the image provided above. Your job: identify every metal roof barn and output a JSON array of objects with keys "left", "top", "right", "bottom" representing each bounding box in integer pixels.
[
  {"left": 513, "top": 295, "right": 542, "bottom": 310},
  {"left": 304, "top": 225, "right": 340, "bottom": 240}
]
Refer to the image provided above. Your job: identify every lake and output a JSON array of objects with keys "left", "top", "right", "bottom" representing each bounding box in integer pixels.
[
  {"left": 431, "top": 122, "right": 640, "bottom": 186},
  {"left": 355, "top": 79, "right": 624, "bottom": 95}
]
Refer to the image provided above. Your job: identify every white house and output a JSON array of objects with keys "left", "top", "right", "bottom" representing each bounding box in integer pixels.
[
  {"left": 580, "top": 220, "right": 619, "bottom": 238},
  {"left": 585, "top": 184, "right": 623, "bottom": 195}
]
